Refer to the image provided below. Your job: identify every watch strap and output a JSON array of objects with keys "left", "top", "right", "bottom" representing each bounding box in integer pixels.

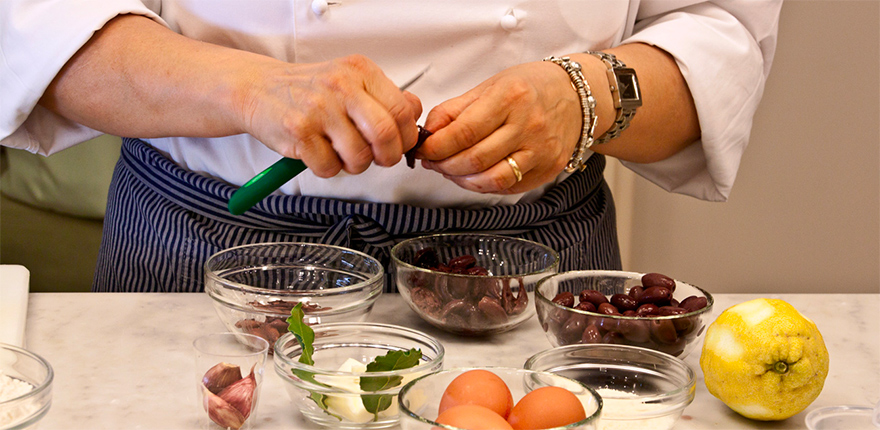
[{"left": 587, "top": 51, "right": 641, "bottom": 144}]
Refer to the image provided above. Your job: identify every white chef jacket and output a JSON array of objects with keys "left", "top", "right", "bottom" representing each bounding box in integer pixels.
[{"left": 0, "top": 0, "right": 781, "bottom": 204}]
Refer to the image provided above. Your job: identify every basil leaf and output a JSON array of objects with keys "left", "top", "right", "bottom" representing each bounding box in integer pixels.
[
  {"left": 287, "top": 303, "right": 340, "bottom": 419},
  {"left": 286, "top": 302, "right": 315, "bottom": 366},
  {"left": 360, "top": 348, "right": 423, "bottom": 416}
]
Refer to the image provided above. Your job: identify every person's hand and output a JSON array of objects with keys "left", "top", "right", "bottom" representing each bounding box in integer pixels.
[
  {"left": 239, "top": 54, "right": 422, "bottom": 178},
  {"left": 417, "top": 61, "right": 583, "bottom": 194}
]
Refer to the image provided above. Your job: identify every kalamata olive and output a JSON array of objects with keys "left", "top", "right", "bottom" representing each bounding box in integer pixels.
[
  {"left": 618, "top": 319, "right": 650, "bottom": 343},
  {"left": 478, "top": 296, "right": 508, "bottom": 325},
  {"left": 611, "top": 293, "right": 638, "bottom": 311},
  {"left": 650, "top": 319, "right": 678, "bottom": 344},
  {"left": 597, "top": 302, "right": 620, "bottom": 315},
  {"left": 628, "top": 285, "right": 644, "bottom": 302},
  {"left": 434, "top": 264, "right": 451, "bottom": 273},
  {"left": 673, "top": 315, "right": 696, "bottom": 334},
  {"left": 413, "top": 248, "right": 439, "bottom": 269},
  {"left": 410, "top": 287, "right": 442, "bottom": 317},
  {"left": 579, "top": 289, "right": 609, "bottom": 306},
  {"left": 552, "top": 291, "right": 575, "bottom": 308},
  {"left": 669, "top": 298, "right": 680, "bottom": 307},
  {"left": 636, "top": 303, "right": 660, "bottom": 316},
  {"left": 680, "top": 295, "right": 708, "bottom": 312},
  {"left": 623, "top": 310, "right": 637, "bottom": 317},
  {"left": 642, "top": 272, "right": 676, "bottom": 292},
  {"left": 465, "top": 266, "right": 490, "bottom": 276},
  {"left": 639, "top": 286, "right": 672, "bottom": 305},
  {"left": 658, "top": 306, "right": 688, "bottom": 316},
  {"left": 581, "top": 324, "right": 603, "bottom": 344},
  {"left": 602, "top": 331, "right": 624, "bottom": 344},
  {"left": 574, "top": 301, "right": 596, "bottom": 313},
  {"left": 448, "top": 255, "right": 477, "bottom": 271},
  {"left": 561, "top": 315, "right": 587, "bottom": 344},
  {"left": 510, "top": 285, "right": 529, "bottom": 315}
]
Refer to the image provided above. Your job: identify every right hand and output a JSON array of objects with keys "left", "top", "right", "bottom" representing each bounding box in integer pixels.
[{"left": 237, "top": 54, "right": 422, "bottom": 177}]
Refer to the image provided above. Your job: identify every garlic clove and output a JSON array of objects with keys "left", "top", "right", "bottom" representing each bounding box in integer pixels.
[
  {"left": 203, "top": 362, "right": 243, "bottom": 394},
  {"left": 203, "top": 386, "right": 246, "bottom": 429},
  {"left": 218, "top": 368, "right": 257, "bottom": 419}
]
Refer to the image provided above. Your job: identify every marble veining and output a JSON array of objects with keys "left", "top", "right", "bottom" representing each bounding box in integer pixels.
[{"left": 24, "top": 292, "right": 879, "bottom": 430}]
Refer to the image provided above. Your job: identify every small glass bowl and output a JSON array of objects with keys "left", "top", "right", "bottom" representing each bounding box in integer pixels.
[
  {"left": 535, "top": 270, "right": 713, "bottom": 358},
  {"left": 391, "top": 233, "right": 559, "bottom": 336},
  {"left": 525, "top": 344, "right": 695, "bottom": 430},
  {"left": 274, "top": 323, "right": 444, "bottom": 429},
  {"left": 0, "top": 343, "right": 53, "bottom": 430},
  {"left": 205, "top": 243, "right": 384, "bottom": 349},
  {"left": 805, "top": 403, "right": 880, "bottom": 430},
  {"left": 398, "top": 367, "right": 602, "bottom": 430}
]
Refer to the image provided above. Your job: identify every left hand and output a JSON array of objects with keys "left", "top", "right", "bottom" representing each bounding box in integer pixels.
[{"left": 417, "top": 61, "right": 583, "bottom": 194}]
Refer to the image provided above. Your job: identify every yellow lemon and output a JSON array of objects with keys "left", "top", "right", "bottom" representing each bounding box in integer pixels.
[{"left": 699, "top": 298, "right": 829, "bottom": 420}]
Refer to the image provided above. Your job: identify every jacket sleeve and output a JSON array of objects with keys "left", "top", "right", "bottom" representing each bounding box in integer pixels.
[
  {"left": 0, "top": 0, "right": 165, "bottom": 155},
  {"left": 620, "top": 0, "right": 782, "bottom": 201}
]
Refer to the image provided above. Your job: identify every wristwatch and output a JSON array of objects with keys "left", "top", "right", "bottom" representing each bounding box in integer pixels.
[{"left": 586, "top": 51, "right": 642, "bottom": 144}]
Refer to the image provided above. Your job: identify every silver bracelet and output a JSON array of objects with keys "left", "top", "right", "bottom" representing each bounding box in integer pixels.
[{"left": 543, "top": 56, "right": 597, "bottom": 172}]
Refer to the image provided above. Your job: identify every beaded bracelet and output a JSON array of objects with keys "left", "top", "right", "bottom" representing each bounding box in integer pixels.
[{"left": 543, "top": 56, "right": 597, "bottom": 172}]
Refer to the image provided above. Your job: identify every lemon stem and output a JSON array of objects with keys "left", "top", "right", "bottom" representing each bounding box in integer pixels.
[{"left": 773, "top": 361, "right": 789, "bottom": 374}]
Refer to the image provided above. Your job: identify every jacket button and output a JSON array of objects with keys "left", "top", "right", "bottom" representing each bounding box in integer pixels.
[
  {"left": 312, "top": 0, "right": 329, "bottom": 15},
  {"left": 500, "top": 10, "right": 523, "bottom": 31}
]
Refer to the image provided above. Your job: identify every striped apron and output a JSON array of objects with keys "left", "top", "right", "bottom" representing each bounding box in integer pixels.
[{"left": 93, "top": 138, "right": 621, "bottom": 292}]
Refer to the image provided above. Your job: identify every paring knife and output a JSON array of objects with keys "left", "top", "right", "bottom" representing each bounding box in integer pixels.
[{"left": 227, "top": 66, "right": 430, "bottom": 215}]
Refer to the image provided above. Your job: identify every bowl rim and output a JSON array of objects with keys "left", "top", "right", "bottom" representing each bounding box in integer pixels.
[
  {"left": 535, "top": 270, "right": 714, "bottom": 320},
  {"left": 273, "top": 322, "right": 445, "bottom": 379},
  {"left": 0, "top": 343, "right": 54, "bottom": 408},
  {"left": 523, "top": 344, "right": 696, "bottom": 409},
  {"left": 204, "top": 242, "right": 385, "bottom": 296},
  {"left": 397, "top": 366, "right": 603, "bottom": 429},
  {"left": 390, "top": 233, "right": 560, "bottom": 279}
]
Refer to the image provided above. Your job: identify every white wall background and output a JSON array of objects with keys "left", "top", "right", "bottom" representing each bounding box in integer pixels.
[{"left": 606, "top": 0, "right": 880, "bottom": 294}]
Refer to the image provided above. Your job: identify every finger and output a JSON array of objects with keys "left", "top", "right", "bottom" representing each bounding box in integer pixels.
[
  {"left": 439, "top": 152, "right": 527, "bottom": 194},
  {"left": 420, "top": 89, "right": 508, "bottom": 162},
  {"left": 292, "top": 132, "right": 345, "bottom": 178},
  {"left": 323, "top": 115, "right": 374, "bottom": 175},
  {"left": 357, "top": 74, "right": 422, "bottom": 164},
  {"left": 422, "top": 124, "right": 523, "bottom": 177}
]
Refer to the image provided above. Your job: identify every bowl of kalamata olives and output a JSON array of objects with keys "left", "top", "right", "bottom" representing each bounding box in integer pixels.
[
  {"left": 391, "top": 233, "right": 559, "bottom": 336},
  {"left": 535, "top": 271, "right": 713, "bottom": 358}
]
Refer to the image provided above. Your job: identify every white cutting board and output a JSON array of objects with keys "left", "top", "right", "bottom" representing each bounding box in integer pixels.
[{"left": 0, "top": 265, "right": 30, "bottom": 347}]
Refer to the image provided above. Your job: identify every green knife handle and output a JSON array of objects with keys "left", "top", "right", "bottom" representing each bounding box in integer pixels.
[{"left": 228, "top": 158, "right": 307, "bottom": 215}]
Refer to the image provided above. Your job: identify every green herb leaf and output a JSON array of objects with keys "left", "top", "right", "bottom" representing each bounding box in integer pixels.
[
  {"left": 287, "top": 302, "right": 315, "bottom": 366},
  {"left": 287, "top": 303, "right": 340, "bottom": 419},
  {"left": 360, "top": 348, "right": 423, "bottom": 416}
]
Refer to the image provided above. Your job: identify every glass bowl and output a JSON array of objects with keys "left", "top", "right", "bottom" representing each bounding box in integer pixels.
[
  {"left": 391, "top": 233, "right": 559, "bottom": 336},
  {"left": 398, "top": 366, "right": 602, "bottom": 430},
  {"left": 524, "top": 344, "right": 696, "bottom": 430},
  {"left": 805, "top": 403, "right": 880, "bottom": 430},
  {"left": 535, "top": 270, "right": 713, "bottom": 358},
  {"left": 0, "top": 343, "right": 53, "bottom": 430},
  {"left": 205, "top": 242, "right": 384, "bottom": 348},
  {"left": 274, "top": 323, "right": 444, "bottom": 429}
]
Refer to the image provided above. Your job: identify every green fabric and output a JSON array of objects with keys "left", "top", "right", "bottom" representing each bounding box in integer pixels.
[{"left": 0, "top": 135, "right": 121, "bottom": 219}]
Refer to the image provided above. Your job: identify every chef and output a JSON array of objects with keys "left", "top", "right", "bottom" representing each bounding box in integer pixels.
[{"left": 0, "top": 0, "right": 782, "bottom": 292}]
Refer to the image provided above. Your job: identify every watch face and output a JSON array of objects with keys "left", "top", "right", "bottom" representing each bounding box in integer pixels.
[
  {"left": 615, "top": 69, "right": 642, "bottom": 108},
  {"left": 618, "top": 72, "right": 640, "bottom": 100}
]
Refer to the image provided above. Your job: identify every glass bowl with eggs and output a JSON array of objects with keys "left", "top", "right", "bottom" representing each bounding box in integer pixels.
[{"left": 398, "top": 367, "right": 602, "bottom": 430}]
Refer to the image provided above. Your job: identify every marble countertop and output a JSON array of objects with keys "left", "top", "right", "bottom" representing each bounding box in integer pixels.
[{"left": 24, "top": 292, "right": 879, "bottom": 429}]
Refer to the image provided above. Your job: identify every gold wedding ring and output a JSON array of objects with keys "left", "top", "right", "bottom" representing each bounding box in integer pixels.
[{"left": 506, "top": 156, "right": 523, "bottom": 183}]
